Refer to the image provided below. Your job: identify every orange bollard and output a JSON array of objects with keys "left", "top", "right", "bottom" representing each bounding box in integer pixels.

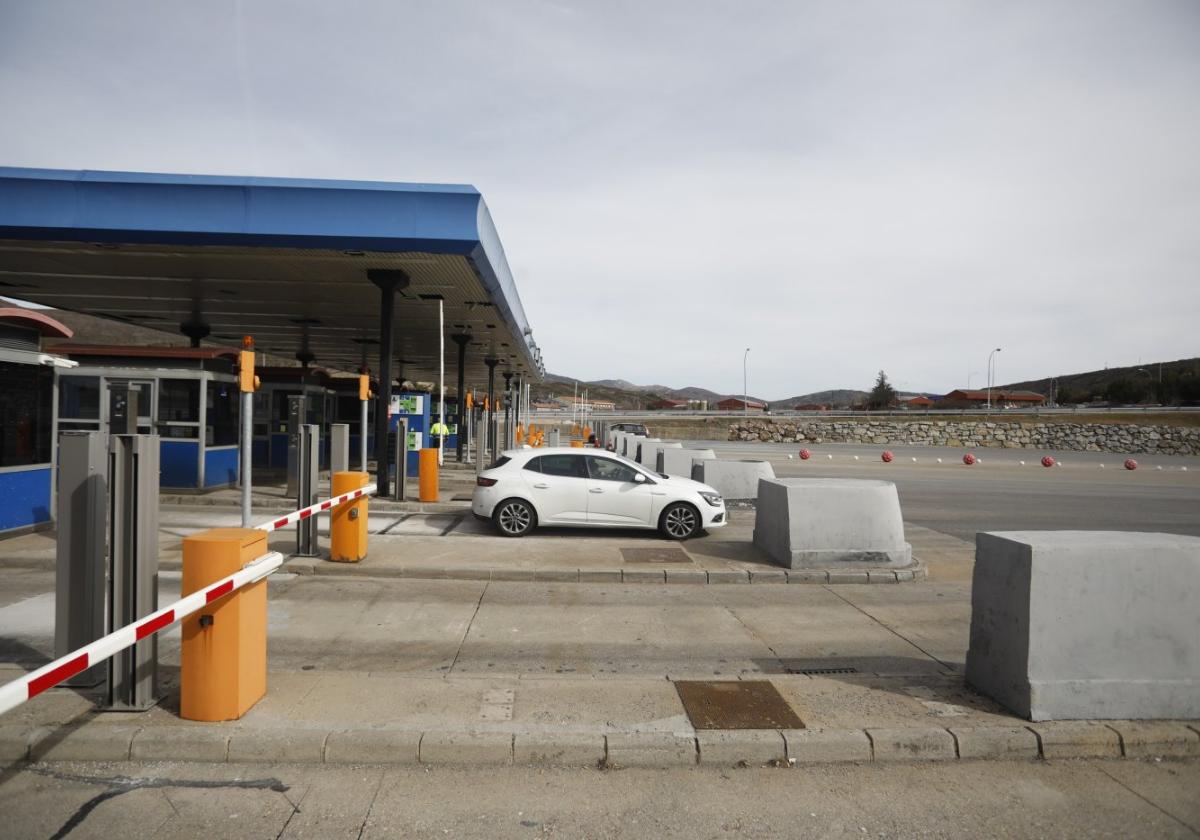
[
  {"left": 570, "top": 439, "right": 585, "bottom": 448},
  {"left": 180, "top": 528, "right": 268, "bottom": 721},
  {"left": 418, "top": 447, "right": 439, "bottom": 502},
  {"left": 515, "top": 424, "right": 525, "bottom": 445},
  {"left": 330, "top": 470, "right": 369, "bottom": 563}
]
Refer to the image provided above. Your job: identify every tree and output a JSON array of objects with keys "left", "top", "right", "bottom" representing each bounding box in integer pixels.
[{"left": 867, "top": 370, "right": 898, "bottom": 410}]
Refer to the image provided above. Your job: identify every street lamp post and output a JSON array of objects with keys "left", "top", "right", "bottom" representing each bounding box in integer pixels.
[
  {"left": 743, "top": 347, "right": 750, "bottom": 416},
  {"left": 986, "top": 347, "right": 1002, "bottom": 410}
]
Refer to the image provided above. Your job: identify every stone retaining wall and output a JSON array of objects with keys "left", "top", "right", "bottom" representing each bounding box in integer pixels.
[{"left": 728, "top": 419, "right": 1200, "bottom": 456}]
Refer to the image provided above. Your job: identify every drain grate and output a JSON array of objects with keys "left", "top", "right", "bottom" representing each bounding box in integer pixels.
[
  {"left": 675, "top": 680, "right": 804, "bottom": 730},
  {"left": 787, "top": 667, "right": 859, "bottom": 675},
  {"left": 621, "top": 546, "right": 692, "bottom": 564}
]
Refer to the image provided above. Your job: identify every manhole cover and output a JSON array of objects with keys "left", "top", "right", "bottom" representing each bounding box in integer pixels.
[
  {"left": 621, "top": 546, "right": 692, "bottom": 564},
  {"left": 675, "top": 680, "right": 804, "bottom": 730}
]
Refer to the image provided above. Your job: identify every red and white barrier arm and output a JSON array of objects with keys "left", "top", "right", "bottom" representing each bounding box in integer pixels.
[
  {"left": 0, "top": 551, "right": 283, "bottom": 718},
  {"left": 255, "top": 483, "right": 377, "bottom": 533}
]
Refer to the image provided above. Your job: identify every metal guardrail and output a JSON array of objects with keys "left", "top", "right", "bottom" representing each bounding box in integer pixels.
[{"left": 529, "top": 407, "right": 1199, "bottom": 420}]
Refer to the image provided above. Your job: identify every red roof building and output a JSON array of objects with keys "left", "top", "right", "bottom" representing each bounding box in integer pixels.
[
  {"left": 942, "top": 389, "right": 1045, "bottom": 405},
  {"left": 718, "top": 397, "right": 767, "bottom": 411}
]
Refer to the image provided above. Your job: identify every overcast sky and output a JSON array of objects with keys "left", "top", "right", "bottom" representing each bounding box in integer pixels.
[{"left": 1, "top": 1, "right": 1197, "bottom": 399}]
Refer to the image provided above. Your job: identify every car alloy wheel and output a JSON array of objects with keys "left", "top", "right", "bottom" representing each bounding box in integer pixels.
[
  {"left": 495, "top": 499, "right": 535, "bottom": 537},
  {"left": 661, "top": 503, "right": 699, "bottom": 540}
]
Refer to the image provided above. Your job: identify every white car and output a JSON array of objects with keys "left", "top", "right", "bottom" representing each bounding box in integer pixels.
[{"left": 471, "top": 447, "right": 727, "bottom": 539}]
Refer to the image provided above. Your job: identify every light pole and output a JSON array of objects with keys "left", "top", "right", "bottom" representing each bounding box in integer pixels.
[
  {"left": 986, "top": 347, "right": 1002, "bottom": 410},
  {"left": 743, "top": 347, "right": 751, "bottom": 416}
]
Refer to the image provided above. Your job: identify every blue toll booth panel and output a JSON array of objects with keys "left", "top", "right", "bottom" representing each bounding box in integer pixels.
[{"left": 388, "top": 392, "right": 430, "bottom": 477}]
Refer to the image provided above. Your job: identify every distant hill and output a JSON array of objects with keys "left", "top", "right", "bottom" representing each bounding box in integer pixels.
[
  {"left": 541, "top": 373, "right": 769, "bottom": 409},
  {"left": 1000, "top": 357, "right": 1200, "bottom": 405}
]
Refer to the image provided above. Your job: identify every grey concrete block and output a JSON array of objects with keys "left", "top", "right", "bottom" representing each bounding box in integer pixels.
[
  {"left": 578, "top": 570, "right": 623, "bottom": 583},
  {"left": 1029, "top": 722, "right": 1122, "bottom": 759},
  {"left": 442, "top": 567, "right": 491, "bottom": 581},
  {"left": 753, "top": 478, "right": 912, "bottom": 569},
  {"left": 867, "top": 727, "right": 957, "bottom": 761},
  {"left": 325, "top": 729, "right": 422, "bottom": 764},
  {"left": 966, "top": 531, "right": 1200, "bottom": 721},
  {"left": 894, "top": 569, "right": 916, "bottom": 582},
  {"left": 420, "top": 731, "right": 513, "bottom": 765},
  {"left": 706, "top": 569, "right": 751, "bottom": 584},
  {"left": 749, "top": 569, "right": 787, "bottom": 584},
  {"left": 867, "top": 571, "right": 898, "bottom": 583},
  {"left": 696, "top": 730, "right": 786, "bottom": 766},
  {"left": 1108, "top": 722, "right": 1200, "bottom": 758},
  {"left": 693, "top": 460, "right": 776, "bottom": 501},
  {"left": 664, "top": 569, "right": 708, "bottom": 584},
  {"left": 227, "top": 729, "right": 328, "bottom": 763},
  {"left": 31, "top": 725, "right": 140, "bottom": 762},
  {"left": 490, "top": 569, "right": 537, "bottom": 582},
  {"left": 786, "top": 570, "right": 829, "bottom": 584},
  {"left": 783, "top": 728, "right": 873, "bottom": 764},
  {"left": 622, "top": 569, "right": 666, "bottom": 583},
  {"left": 948, "top": 726, "right": 1040, "bottom": 760},
  {"left": 514, "top": 732, "right": 605, "bottom": 766},
  {"left": 605, "top": 732, "right": 697, "bottom": 767},
  {"left": 131, "top": 726, "right": 230, "bottom": 762},
  {"left": 635, "top": 438, "right": 663, "bottom": 467},
  {"left": 659, "top": 447, "right": 715, "bottom": 478},
  {"left": 827, "top": 571, "right": 870, "bottom": 584},
  {"left": 0, "top": 726, "right": 43, "bottom": 762},
  {"left": 533, "top": 570, "right": 580, "bottom": 583}
]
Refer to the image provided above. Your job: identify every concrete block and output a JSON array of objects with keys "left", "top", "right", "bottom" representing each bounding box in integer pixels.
[
  {"left": 697, "top": 730, "right": 786, "bottom": 766},
  {"left": 605, "top": 732, "right": 696, "bottom": 767},
  {"left": 867, "top": 571, "right": 898, "bottom": 583},
  {"left": 753, "top": 478, "right": 912, "bottom": 569},
  {"left": 491, "top": 569, "right": 537, "bottom": 582},
  {"left": 325, "top": 729, "right": 422, "bottom": 764},
  {"left": 693, "top": 460, "right": 776, "bottom": 501},
  {"left": 1029, "top": 722, "right": 1122, "bottom": 759},
  {"left": 622, "top": 569, "right": 665, "bottom": 583},
  {"left": 749, "top": 569, "right": 787, "bottom": 584},
  {"left": 131, "top": 726, "right": 230, "bottom": 762},
  {"left": 866, "top": 727, "right": 957, "bottom": 761},
  {"left": 0, "top": 726, "right": 43, "bottom": 762},
  {"left": 578, "top": 569, "right": 623, "bottom": 583},
  {"left": 827, "top": 571, "right": 870, "bottom": 584},
  {"left": 787, "top": 570, "right": 829, "bottom": 584},
  {"left": 651, "top": 442, "right": 683, "bottom": 472},
  {"left": 948, "top": 726, "right": 1039, "bottom": 760},
  {"left": 664, "top": 569, "right": 708, "bottom": 584},
  {"left": 966, "top": 531, "right": 1200, "bottom": 721},
  {"left": 228, "top": 729, "right": 328, "bottom": 763},
  {"left": 420, "top": 731, "right": 513, "bottom": 765},
  {"left": 1108, "top": 722, "right": 1200, "bottom": 758},
  {"left": 783, "top": 728, "right": 872, "bottom": 764},
  {"left": 533, "top": 569, "right": 580, "bottom": 583},
  {"left": 894, "top": 569, "right": 915, "bottom": 582},
  {"left": 31, "top": 725, "right": 140, "bottom": 762},
  {"left": 514, "top": 732, "right": 605, "bottom": 766},
  {"left": 659, "top": 447, "right": 716, "bottom": 478},
  {"left": 635, "top": 438, "right": 663, "bottom": 467},
  {"left": 706, "top": 569, "right": 750, "bottom": 584}
]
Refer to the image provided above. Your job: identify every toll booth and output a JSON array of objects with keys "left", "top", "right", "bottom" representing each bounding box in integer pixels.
[
  {"left": 252, "top": 368, "right": 332, "bottom": 469},
  {"left": 0, "top": 309, "right": 75, "bottom": 535},
  {"left": 49, "top": 346, "right": 242, "bottom": 490},
  {"left": 389, "top": 391, "right": 430, "bottom": 476}
]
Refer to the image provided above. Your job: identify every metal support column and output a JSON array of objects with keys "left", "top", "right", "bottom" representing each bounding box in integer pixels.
[
  {"left": 107, "top": 433, "right": 160, "bottom": 710},
  {"left": 452, "top": 334, "right": 470, "bottom": 462},
  {"left": 393, "top": 418, "right": 408, "bottom": 501},
  {"left": 475, "top": 410, "right": 488, "bottom": 471},
  {"left": 296, "top": 423, "right": 320, "bottom": 556},
  {"left": 331, "top": 423, "right": 349, "bottom": 474},
  {"left": 502, "top": 371, "right": 513, "bottom": 450},
  {"left": 370, "top": 270, "right": 409, "bottom": 496},
  {"left": 55, "top": 431, "right": 108, "bottom": 687},
  {"left": 484, "top": 357, "right": 498, "bottom": 458},
  {"left": 240, "top": 391, "right": 253, "bottom": 526},
  {"left": 285, "top": 394, "right": 305, "bottom": 498},
  {"left": 360, "top": 395, "right": 369, "bottom": 471}
]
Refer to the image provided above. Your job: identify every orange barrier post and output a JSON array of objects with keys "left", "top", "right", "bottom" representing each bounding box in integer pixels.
[
  {"left": 330, "top": 471, "right": 369, "bottom": 562},
  {"left": 181, "top": 528, "right": 268, "bottom": 721},
  {"left": 419, "top": 447, "right": 439, "bottom": 502},
  {"left": 570, "top": 439, "right": 584, "bottom": 448},
  {"left": 515, "top": 424, "right": 525, "bottom": 445}
]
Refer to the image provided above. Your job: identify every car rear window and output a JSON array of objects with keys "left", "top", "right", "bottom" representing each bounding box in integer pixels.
[
  {"left": 523, "top": 456, "right": 542, "bottom": 473},
  {"left": 487, "top": 455, "right": 511, "bottom": 470}
]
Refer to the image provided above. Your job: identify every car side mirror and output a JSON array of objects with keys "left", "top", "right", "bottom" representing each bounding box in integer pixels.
[{"left": 633, "top": 473, "right": 647, "bottom": 483}]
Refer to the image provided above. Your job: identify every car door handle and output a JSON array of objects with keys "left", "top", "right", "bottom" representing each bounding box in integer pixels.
[
  {"left": 533, "top": 483, "right": 549, "bottom": 489},
  {"left": 589, "top": 488, "right": 604, "bottom": 494}
]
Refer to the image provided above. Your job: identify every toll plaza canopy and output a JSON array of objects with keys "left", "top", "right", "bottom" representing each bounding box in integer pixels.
[{"left": 0, "top": 166, "right": 545, "bottom": 384}]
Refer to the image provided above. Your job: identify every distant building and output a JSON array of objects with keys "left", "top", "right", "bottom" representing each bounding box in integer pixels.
[
  {"left": 649, "top": 398, "right": 689, "bottom": 410},
  {"left": 718, "top": 397, "right": 767, "bottom": 412},
  {"left": 555, "top": 396, "right": 616, "bottom": 412},
  {"left": 792, "top": 403, "right": 829, "bottom": 411},
  {"left": 903, "top": 396, "right": 935, "bottom": 409},
  {"left": 941, "top": 389, "right": 1045, "bottom": 407}
]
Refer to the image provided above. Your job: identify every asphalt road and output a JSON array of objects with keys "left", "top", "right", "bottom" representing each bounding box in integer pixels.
[{"left": 693, "top": 441, "right": 1200, "bottom": 540}]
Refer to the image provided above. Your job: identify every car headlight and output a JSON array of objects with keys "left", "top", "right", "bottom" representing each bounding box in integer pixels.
[{"left": 699, "top": 491, "right": 722, "bottom": 507}]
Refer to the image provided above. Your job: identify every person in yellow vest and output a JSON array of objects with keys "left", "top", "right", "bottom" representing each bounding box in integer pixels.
[{"left": 430, "top": 419, "right": 450, "bottom": 448}]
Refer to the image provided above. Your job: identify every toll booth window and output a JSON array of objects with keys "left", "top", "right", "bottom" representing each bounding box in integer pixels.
[
  {"left": 252, "top": 391, "right": 269, "bottom": 436},
  {"left": 58, "top": 376, "right": 100, "bottom": 420},
  {"left": 305, "top": 394, "right": 326, "bottom": 426},
  {"left": 272, "top": 391, "right": 297, "bottom": 426},
  {"left": 0, "top": 362, "right": 53, "bottom": 467},
  {"left": 538, "top": 454, "right": 588, "bottom": 478},
  {"left": 205, "top": 380, "right": 239, "bottom": 446},
  {"left": 158, "top": 379, "right": 200, "bottom": 423}
]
